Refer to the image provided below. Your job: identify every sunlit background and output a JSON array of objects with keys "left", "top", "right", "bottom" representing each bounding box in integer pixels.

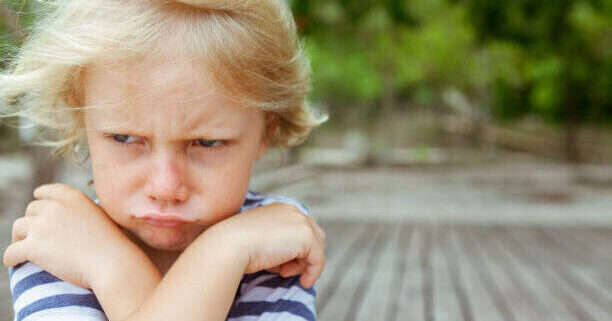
[{"left": 1, "top": 1, "right": 611, "bottom": 321}]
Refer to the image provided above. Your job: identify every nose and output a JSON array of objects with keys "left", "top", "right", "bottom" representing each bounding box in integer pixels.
[{"left": 144, "top": 152, "right": 190, "bottom": 204}]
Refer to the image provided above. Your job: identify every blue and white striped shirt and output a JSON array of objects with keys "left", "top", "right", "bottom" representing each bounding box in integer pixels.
[{"left": 7, "top": 190, "right": 317, "bottom": 321}]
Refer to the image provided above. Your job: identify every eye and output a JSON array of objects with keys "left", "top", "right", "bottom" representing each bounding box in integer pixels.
[
  {"left": 105, "top": 133, "right": 140, "bottom": 144},
  {"left": 194, "top": 139, "right": 224, "bottom": 148}
]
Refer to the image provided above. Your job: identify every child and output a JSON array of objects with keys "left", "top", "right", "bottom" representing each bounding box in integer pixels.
[{"left": 0, "top": 0, "right": 328, "bottom": 320}]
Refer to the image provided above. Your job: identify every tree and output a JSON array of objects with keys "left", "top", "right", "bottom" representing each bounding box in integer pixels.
[{"left": 461, "top": 0, "right": 612, "bottom": 162}]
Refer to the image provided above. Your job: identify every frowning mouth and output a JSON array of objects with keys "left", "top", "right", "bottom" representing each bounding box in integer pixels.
[{"left": 141, "top": 214, "right": 191, "bottom": 228}]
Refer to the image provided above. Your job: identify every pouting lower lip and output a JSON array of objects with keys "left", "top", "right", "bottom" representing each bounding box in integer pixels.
[{"left": 144, "top": 218, "right": 187, "bottom": 227}]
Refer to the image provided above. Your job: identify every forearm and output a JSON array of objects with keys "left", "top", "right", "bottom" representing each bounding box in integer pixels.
[
  {"left": 90, "top": 238, "right": 162, "bottom": 321},
  {"left": 100, "top": 228, "right": 247, "bottom": 321}
]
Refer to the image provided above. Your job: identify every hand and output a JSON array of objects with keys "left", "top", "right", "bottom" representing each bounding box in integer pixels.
[
  {"left": 207, "top": 202, "right": 326, "bottom": 289},
  {"left": 3, "top": 183, "right": 132, "bottom": 289}
]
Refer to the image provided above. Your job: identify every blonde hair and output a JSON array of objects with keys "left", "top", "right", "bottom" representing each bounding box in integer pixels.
[{"left": 0, "top": 0, "right": 327, "bottom": 163}]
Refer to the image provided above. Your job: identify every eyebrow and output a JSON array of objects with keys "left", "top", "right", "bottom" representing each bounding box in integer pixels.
[
  {"left": 184, "top": 128, "right": 244, "bottom": 138},
  {"left": 87, "top": 105, "right": 254, "bottom": 139},
  {"left": 94, "top": 126, "right": 243, "bottom": 139}
]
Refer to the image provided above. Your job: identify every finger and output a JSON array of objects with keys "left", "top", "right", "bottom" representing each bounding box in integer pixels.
[
  {"left": 3, "top": 241, "right": 29, "bottom": 268},
  {"left": 300, "top": 243, "right": 325, "bottom": 289},
  {"left": 33, "top": 183, "right": 82, "bottom": 201},
  {"left": 314, "top": 224, "right": 326, "bottom": 243},
  {"left": 25, "top": 200, "right": 48, "bottom": 217},
  {"left": 265, "top": 266, "right": 281, "bottom": 274},
  {"left": 290, "top": 259, "right": 308, "bottom": 277},
  {"left": 11, "top": 217, "right": 30, "bottom": 243},
  {"left": 279, "top": 259, "right": 306, "bottom": 278}
]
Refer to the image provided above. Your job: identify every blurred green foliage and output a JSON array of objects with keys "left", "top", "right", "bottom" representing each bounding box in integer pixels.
[
  {"left": 0, "top": 0, "right": 37, "bottom": 66},
  {"left": 0, "top": 0, "right": 33, "bottom": 150},
  {"left": 292, "top": 0, "right": 611, "bottom": 127}
]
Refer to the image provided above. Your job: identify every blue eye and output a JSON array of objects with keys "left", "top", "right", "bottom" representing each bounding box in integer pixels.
[
  {"left": 195, "top": 139, "right": 223, "bottom": 148},
  {"left": 108, "top": 134, "right": 139, "bottom": 143}
]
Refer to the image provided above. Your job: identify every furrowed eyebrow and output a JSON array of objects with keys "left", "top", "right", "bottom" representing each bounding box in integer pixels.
[
  {"left": 86, "top": 118, "right": 246, "bottom": 138},
  {"left": 185, "top": 129, "right": 242, "bottom": 138},
  {"left": 97, "top": 130, "right": 241, "bottom": 142}
]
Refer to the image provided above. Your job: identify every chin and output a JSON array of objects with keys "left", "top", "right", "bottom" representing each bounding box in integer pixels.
[{"left": 137, "top": 228, "right": 198, "bottom": 251}]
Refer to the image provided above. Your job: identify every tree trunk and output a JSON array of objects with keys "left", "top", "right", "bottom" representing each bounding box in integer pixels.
[
  {"left": 564, "top": 117, "right": 580, "bottom": 163},
  {"left": 377, "top": 63, "right": 395, "bottom": 163},
  {"left": 563, "top": 78, "right": 581, "bottom": 164}
]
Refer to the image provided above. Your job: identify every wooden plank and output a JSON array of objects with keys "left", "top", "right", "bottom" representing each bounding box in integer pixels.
[
  {"left": 566, "top": 263, "right": 612, "bottom": 305},
  {"left": 455, "top": 227, "right": 516, "bottom": 321},
  {"left": 385, "top": 224, "right": 414, "bottom": 321},
  {"left": 315, "top": 221, "right": 369, "bottom": 315},
  {"left": 562, "top": 227, "right": 612, "bottom": 259},
  {"left": 448, "top": 228, "right": 505, "bottom": 321},
  {"left": 498, "top": 227, "right": 599, "bottom": 321},
  {"left": 317, "top": 223, "right": 384, "bottom": 321},
  {"left": 590, "top": 227, "right": 612, "bottom": 241},
  {"left": 512, "top": 228, "right": 612, "bottom": 320},
  {"left": 537, "top": 226, "right": 610, "bottom": 263},
  {"left": 431, "top": 227, "right": 464, "bottom": 321},
  {"left": 487, "top": 226, "right": 578, "bottom": 321},
  {"left": 318, "top": 220, "right": 352, "bottom": 259},
  {"left": 315, "top": 220, "right": 360, "bottom": 303},
  {"left": 536, "top": 227, "right": 612, "bottom": 294},
  {"left": 468, "top": 227, "right": 546, "bottom": 321},
  {"left": 520, "top": 227, "right": 612, "bottom": 319},
  {"left": 438, "top": 226, "right": 474, "bottom": 321},
  {"left": 395, "top": 226, "right": 425, "bottom": 321},
  {"left": 421, "top": 226, "right": 434, "bottom": 321},
  {"left": 343, "top": 223, "right": 390, "bottom": 321},
  {"left": 355, "top": 224, "right": 401, "bottom": 321}
]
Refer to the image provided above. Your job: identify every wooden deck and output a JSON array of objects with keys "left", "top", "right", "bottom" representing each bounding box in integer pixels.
[{"left": 315, "top": 221, "right": 612, "bottom": 321}]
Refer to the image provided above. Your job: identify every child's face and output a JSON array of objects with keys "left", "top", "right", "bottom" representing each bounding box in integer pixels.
[{"left": 82, "top": 57, "right": 267, "bottom": 251}]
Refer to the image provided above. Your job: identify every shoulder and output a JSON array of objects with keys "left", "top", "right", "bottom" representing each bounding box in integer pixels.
[
  {"left": 230, "top": 271, "right": 317, "bottom": 321},
  {"left": 8, "top": 262, "right": 106, "bottom": 321},
  {"left": 241, "top": 190, "right": 312, "bottom": 217}
]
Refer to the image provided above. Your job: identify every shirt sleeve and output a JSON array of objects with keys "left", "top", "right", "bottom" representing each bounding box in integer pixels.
[
  {"left": 230, "top": 191, "right": 319, "bottom": 320},
  {"left": 228, "top": 271, "right": 317, "bottom": 321},
  {"left": 242, "top": 191, "right": 313, "bottom": 218},
  {"left": 8, "top": 262, "right": 107, "bottom": 321}
]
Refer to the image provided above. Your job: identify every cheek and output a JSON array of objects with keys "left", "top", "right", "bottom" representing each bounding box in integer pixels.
[
  {"left": 193, "top": 141, "right": 259, "bottom": 183},
  {"left": 192, "top": 153, "right": 255, "bottom": 218},
  {"left": 88, "top": 140, "right": 138, "bottom": 213},
  {"left": 197, "top": 161, "right": 251, "bottom": 196}
]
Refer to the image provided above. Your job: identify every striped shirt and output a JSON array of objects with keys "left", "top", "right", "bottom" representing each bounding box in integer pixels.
[{"left": 7, "top": 190, "right": 318, "bottom": 321}]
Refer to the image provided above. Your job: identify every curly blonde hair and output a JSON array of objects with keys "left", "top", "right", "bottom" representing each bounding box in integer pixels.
[{"left": 0, "top": 0, "right": 327, "bottom": 163}]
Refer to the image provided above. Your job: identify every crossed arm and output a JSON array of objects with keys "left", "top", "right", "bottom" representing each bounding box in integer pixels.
[
  {"left": 4, "top": 184, "right": 325, "bottom": 321},
  {"left": 91, "top": 227, "right": 248, "bottom": 321}
]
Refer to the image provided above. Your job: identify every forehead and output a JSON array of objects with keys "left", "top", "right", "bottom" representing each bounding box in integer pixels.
[{"left": 81, "top": 56, "right": 262, "bottom": 134}]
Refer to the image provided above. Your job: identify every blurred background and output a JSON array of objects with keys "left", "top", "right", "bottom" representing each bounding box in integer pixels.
[{"left": 1, "top": 1, "right": 611, "bottom": 321}]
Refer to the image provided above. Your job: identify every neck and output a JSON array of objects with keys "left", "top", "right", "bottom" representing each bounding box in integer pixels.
[
  {"left": 143, "top": 247, "right": 183, "bottom": 276},
  {"left": 121, "top": 227, "right": 182, "bottom": 275}
]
